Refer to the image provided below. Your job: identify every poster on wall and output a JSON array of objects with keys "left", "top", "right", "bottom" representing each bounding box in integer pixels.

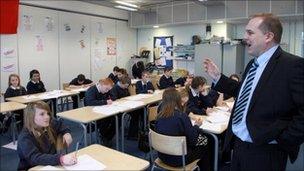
[
  {"left": 23, "top": 15, "right": 33, "bottom": 31},
  {"left": 44, "top": 17, "right": 54, "bottom": 32},
  {"left": 153, "top": 36, "right": 173, "bottom": 67},
  {"left": 106, "top": 37, "right": 116, "bottom": 56},
  {"left": 35, "top": 35, "right": 44, "bottom": 52},
  {"left": 1, "top": 58, "right": 16, "bottom": 73},
  {"left": 1, "top": 48, "right": 16, "bottom": 58}
]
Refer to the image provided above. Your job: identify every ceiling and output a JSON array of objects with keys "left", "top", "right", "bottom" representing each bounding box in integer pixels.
[
  {"left": 81, "top": 0, "right": 225, "bottom": 11},
  {"left": 82, "top": 0, "right": 175, "bottom": 9}
]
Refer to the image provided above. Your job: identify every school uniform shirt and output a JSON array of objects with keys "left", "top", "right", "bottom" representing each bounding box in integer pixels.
[
  {"left": 26, "top": 81, "right": 46, "bottom": 94},
  {"left": 84, "top": 83, "right": 111, "bottom": 106},
  {"left": 135, "top": 81, "right": 154, "bottom": 94},
  {"left": 69, "top": 78, "right": 92, "bottom": 86},
  {"left": 108, "top": 73, "right": 119, "bottom": 84},
  {"left": 4, "top": 86, "right": 27, "bottom": 101},
  {"left": 174, "top": 77, "right": 187, "bottom": 86},
  {"left": 17, "top": 119, "right": 70, "bottom": 170},
  {"left": 187, "top": 87, "right": 206, "bottom": 115},
  {"left": 159, "top": 75, "right": 174, "bottom": 90},
  {"left": 110, "top": 83, "right": 130, "bottom": 100},
  {"left": 155, "top": 109, "right": 201, "bottom": 166}
]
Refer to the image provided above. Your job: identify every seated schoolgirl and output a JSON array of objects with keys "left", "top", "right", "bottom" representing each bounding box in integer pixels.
[{"left": 17, "top": 101, "right": 76, "bottom": 170}]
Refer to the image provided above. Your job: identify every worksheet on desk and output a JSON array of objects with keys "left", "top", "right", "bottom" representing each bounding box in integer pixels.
[{"left": 63, "top": 154, "right": 106, "bottom": 170}]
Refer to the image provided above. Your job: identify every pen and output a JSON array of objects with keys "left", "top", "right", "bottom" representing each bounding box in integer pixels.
[{"left": 75, "top": 142, "right": 79, "bottom": 157}]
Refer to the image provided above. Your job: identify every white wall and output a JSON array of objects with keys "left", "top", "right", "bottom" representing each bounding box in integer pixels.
[
  {"left": 138, "top": 19, "right": 303, "bottom": 66},
  {"left": 0, "top": 4, "right": 136, "bottom": 93},
  {"left": 20, "top": 0, "right": 129, "bottom": 20}
]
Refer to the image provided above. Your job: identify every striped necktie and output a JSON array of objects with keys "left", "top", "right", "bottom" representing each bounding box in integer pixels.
[{"left": 232, "top": 59, "right": 259, "bottom": 125}]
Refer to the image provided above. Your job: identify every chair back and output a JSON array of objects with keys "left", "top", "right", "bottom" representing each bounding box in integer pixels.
[
  {"left": 149, "top": 129, "right": 187, "bottom": 156},
  {"left": 148, "top": 106, "right": 158, "bottom": 122}
]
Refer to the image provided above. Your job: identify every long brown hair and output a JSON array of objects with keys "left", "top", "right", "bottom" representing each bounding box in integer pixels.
[
  {"left": 24, "top": 101, "right": 59, "bottom": 150},
  {"left": 158, "top": 88, "right": 183, "bottom": 118}
]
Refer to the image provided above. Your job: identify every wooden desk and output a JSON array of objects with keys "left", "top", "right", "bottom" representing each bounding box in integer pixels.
[
  {"left": 0, "top": 102, "right": 27, "bottom": 113},
  {"left": 30, "top": 144, "right": 150, "bottom": 171},
  {"left": 0, "top": 102, "right": 27, "bottom": 144},
  {"left": 6, "top": 90, "right": 79, "bottom": 115},
  {"left": 57, "top": 106, "right": 120, "bottom": 149}
]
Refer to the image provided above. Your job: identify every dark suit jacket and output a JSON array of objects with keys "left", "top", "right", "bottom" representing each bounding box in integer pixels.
[{"left": 213, "top": 47, "right": 304, "bottom": 163}]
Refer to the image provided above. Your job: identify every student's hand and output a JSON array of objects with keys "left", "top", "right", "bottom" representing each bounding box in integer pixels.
[
  {"left": 63, "top": 133, "right": 73, "bottom": 147},
  {"left": 61, "top": 153, "right": 77, "bottom": 166},
  {"left": 203, "top": 58, "right": 221, "bottom": 81},
  {"left": 147, "top": 90, "right": 154, "bottom": 94},
  {"left": 194, "top": 117, "right": 203, "bottom": 126},
  {"left": 107, "top": 99, "right": 113, "bottom": 105},
  {"left": 206, "top": 108, "right": 214, "bottom": 115}
]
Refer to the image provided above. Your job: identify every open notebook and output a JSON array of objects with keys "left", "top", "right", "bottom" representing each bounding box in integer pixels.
[{"left": 39, "top": 154, "right": 106, "bottom": 170}]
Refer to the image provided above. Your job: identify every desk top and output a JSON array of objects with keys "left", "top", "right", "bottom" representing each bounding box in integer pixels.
[
  {"left": 57, "top": 106, "right": 118, "bottom": 124},
  {"left": 0, "top": 102, "right": 27, "bottom": 113},
  {"left": 6, "top": 90, "right": 79, "bottom": 104},
  {"left": 29, "top": 144, "right": 150, "bottom": 171}
]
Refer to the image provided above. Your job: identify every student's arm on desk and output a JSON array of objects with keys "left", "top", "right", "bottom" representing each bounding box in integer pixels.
[{"left": 212, "top": 74, "right": 241, "bottom": 98}]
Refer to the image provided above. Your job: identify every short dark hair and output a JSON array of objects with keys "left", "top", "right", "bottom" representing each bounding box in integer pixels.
[
  {"left": 191, "top": 76, "right": 207, "bottom": 89},
  {"left": 30, "top": 69, "right": 40, "bottom": 79},
  {"left": 119, "top": 75, "right": 131, "bottom": 85},
  {"left": 164, "top": 67, "right": 173, "bottom": 73},
  {"left": 251, "top": 13, "right": 283, "bottom": 43},
  {"left": 113, "top": 66, "right": 120, "bottom": 72},
  {"left": 77, "top": 74, "right": 85, "bottom": 82}
]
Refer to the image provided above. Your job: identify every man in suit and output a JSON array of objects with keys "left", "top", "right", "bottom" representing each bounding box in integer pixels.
[{"left": 203, "top": 13, "right": 304, "bottom": 171}]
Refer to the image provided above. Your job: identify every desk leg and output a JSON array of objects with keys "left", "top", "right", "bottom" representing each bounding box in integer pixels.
[
  {"left": 204, "top": 132, "right": 218, "bottom": 171},
  {"left": 11, "top": 112, "right": 16, "bottom": 145},
  {"left": 115, "top": 115, "right": 119, "bottom": 150},
  {"left": 77, "top": 94, "right": 80, "bottom": 108},
  {"left": 89, "top": 122, "right": 92, "bottom": 144},
  {"left": 80, "top": 123, "right": 87, "bottom": 146},
  {"left": 144, "top": 106, "right": 148, "bottom": 129},
  {"left": 121, "top": 112, "right": 127, "bottom": 152}
]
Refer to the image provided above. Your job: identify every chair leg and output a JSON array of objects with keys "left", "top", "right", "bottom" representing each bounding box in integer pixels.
[{"left": 151, "top": 164, "right": 155, "bottom": 171}]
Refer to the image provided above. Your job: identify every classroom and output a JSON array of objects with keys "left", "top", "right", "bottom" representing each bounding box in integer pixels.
[{"left": 1, "top": 0, "right": 303, "bottom": 171}]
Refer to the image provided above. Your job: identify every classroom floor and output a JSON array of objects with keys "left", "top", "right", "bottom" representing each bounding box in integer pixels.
[{"left": 1, "top": 104, "right": 302, "bottom": 171}]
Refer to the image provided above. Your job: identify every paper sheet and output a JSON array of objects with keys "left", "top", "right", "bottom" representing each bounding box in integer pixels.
[
  {"left": 93, "top": 105, "right": 127, "bottom": 115},
  {"left": 200, "top": 121, "right": 225, "bottom": 133},
  {"left": 206, "top": 114, "right": 230, "bottom": 123},
  {"left": 124, "top": 94, "right": 153, "bottom": 101},
  {"left": 40, "top": 165, "right": 62, "bottom": 170},
  {"left": 214, "top": 106, "right": 230, "bottom": 112},
  {"left": 63, "top": 154, "right": 106, "bottom": 170},
  {"left": 22, "top": 95, "right": 39, "bottom": 99},
  {"left": 114, "top": 100, "right": 145, "bottom": 109}
]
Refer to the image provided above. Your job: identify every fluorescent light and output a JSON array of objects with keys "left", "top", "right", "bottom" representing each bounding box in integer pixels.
[
  {"left": 115, "top": 5, "right": 138, "bottom": 11},
  {"left": 153, "top": 25, "right": 159, "bottom": 28},
  {"left": 115, "top": 1, "right": 138, "bottom": 8},
  {"left": 216, "top": 20, "right": 224, "bottom": 24}
]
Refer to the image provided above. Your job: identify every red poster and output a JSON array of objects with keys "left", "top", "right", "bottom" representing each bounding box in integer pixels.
[{"left": 0, "top": 0, "right": 19, "bottom": 34}]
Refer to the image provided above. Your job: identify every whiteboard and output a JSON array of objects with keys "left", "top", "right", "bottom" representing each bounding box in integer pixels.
[
  {"left": 90, "top": 17, "right": 116, "bottom": 81},
  {"left": 1, "top": 4, "right": 137, "bottom": 92},
  {"left": 59, "top": 12, "right": 91, "bottom": 87},
  {"left": 116, "top": 20, "right": 137, "bottom": 75},
  {"left": 18, "top": 5, "right": 59, "bottom": 91}
]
